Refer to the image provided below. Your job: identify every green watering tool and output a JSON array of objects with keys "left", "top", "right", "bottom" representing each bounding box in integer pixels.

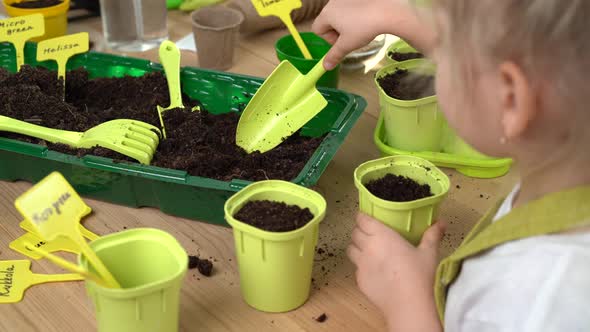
[
  {"left": 236, "top": 56, "right": 328, "bottom": 153},
  {"left": 0, "top": 260, "right": 83, "bottom": 304},
  {"left": 157, "top": 41, "right": 184, "bottom": 139},
  {"left": 0, "top": 116, "right": 160, "bottom": 165}
]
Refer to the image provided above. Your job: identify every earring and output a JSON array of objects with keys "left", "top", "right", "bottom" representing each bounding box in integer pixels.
[{"left": 500, "top": 136, "right": 507, "bottom": 144}]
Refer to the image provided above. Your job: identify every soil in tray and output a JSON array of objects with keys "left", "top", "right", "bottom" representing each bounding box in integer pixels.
[
  {"left": 377, "top": 69, "right": 435, "bottom": 100},
  {"left": 10, "top": 0, "right": 63, "bottom": 8},
  {"left": 365, "top": 174, "right": 433, "bottom": 202},
  {"left": 0, "top": 66, "right": 323, "bottom": 181},
  {"left": 387, "top": 51, "right": 424, "bottom": 62},
  {"left": 234, "top": 200, "right": 314, "bottom": 232}
]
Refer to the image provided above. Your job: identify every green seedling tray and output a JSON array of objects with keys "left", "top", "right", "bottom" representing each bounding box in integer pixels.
[
  {"left": 0, "top": 42, "right": 367, "bottom": 225},
  {"left": 374, "top": 112, "right": 512, "bottom": 179}
]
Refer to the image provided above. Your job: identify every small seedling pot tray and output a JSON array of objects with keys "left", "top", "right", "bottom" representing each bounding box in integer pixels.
[{"left": 0, "top": 42, "right": 367, "bottom": 225}]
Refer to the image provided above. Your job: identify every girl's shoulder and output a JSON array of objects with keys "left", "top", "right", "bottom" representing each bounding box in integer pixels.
[{"left": 446, "top": 229, "right": 590, "bottom": 331}]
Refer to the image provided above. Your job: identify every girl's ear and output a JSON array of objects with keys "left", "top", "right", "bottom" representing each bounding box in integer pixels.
[{"left": 498, "top": 61, "right": 538, "bottom": 140}]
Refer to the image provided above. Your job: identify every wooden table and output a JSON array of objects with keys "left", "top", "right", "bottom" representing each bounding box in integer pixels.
[{"left": 0, "top": 10, "right": 518, "bottom": 332}]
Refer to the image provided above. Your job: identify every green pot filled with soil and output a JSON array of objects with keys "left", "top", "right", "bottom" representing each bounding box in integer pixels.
[
  {"left": 224, "top": 180, "right": 326, "bottom": 312},
  {"left": 385, "top": 38, "right": 424, "bottom": 64},
  {"left": 375, "top": 59, "right": 446, "bottom": 152},
  {"left": 3, "top": 0, "right": 70, "bottom": 41},
  {"left": 354, "top": 155, "right": 449, "bottom": 245}
]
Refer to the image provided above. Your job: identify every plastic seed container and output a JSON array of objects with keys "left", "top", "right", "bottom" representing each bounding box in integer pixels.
[
  {"left": 79, "top": 228, "right": 188, "bottom": 332},
  {"left": 354, "top": 155, "right": 449, "bottom": 245},
  {"left": 374, "top": 59, "right": 512, "bottom": 178},
  {"left": 3, "top": 0, "right": 70, "bottom": 41},
  {"left": 224, "top": 180, "right": 326, "bottom": 312},
  {"left": 385, "top": 38, "right": 422, "bottom": 65},
  {"left": 375, "top": 59, "right": 445, "bottom": 152},
  {"left": 0, "top": 42, "right": 367, "bottom": 225}
]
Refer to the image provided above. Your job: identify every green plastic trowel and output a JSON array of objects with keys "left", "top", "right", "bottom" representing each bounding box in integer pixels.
[
  {"left": 236, "top": 57, "right": 328, "bottom": 154},
  {"left": 157, "top": 41, "right": 185, "bottom": 139}
]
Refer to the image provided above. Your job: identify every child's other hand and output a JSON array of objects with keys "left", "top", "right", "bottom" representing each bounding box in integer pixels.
[
  {"left": 312, "top": 0, "right": 405, "bottom": 70},
  {"left": 348, "top": 213, "right": 445, "bottom": 331}
]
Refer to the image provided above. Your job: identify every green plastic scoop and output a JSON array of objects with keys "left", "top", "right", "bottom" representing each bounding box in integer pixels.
[
  {"left": 157, "top": 40, "right": 185, "bottom": 139},
  {"left": 236, "top": 57, "right": 328, "bottom": 153}
]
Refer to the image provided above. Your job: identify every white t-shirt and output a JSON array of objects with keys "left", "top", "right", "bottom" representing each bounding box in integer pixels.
[{"left": 445, "top": 186, "right": 590, "bottom": 332}]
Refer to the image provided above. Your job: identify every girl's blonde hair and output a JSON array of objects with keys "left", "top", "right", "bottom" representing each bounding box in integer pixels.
[{"left": 434, "top": 0, "right": 590, "bottom": 117}]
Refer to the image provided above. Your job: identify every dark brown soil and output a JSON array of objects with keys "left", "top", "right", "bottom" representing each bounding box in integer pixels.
[
  {"left": 377, "top": 69, "right": 435, "bottom": 100},
  {"left": 10, "top": 0, "right": 62, "bottom": 8},
  {"left": 0, "top": 66, "right": 322, "bottom": 181},
  {"left": 365, "top": 174, "right": 433, "bottom": 202},
  {"left": 388, "top": 51, "right": 424, "bottom": 62},
  {"left": 188, "top": 255, "right": 213, "bottom": 277},
  {"left": 234, "top": 200, "right": 314, "bottom": 232},
  {"left": 315, "top": 313, "right": 328, "bottom": 323}
]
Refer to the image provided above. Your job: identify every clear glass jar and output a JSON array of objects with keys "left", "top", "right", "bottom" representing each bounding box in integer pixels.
[{"left": 99, "top": 0, "right": 168, "bottom": 52}]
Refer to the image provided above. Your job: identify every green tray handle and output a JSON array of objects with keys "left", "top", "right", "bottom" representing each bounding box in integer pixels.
[
  {"left": 229, "top": 179, "right": 253, "bottom": 191},
  {"left": 82, "top": 155, "right": 189, "bottom": 182},
  {"left": 0, "top": 137, "right": 48, "bottom": 157}
]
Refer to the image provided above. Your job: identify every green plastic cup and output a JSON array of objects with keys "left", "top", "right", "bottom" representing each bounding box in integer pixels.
[
  {"left": 79, "top": 228, "right": 188, "bottom": 332},
  {"left": 375, "top": 59, "right": 446, "bottom": 152},
  {"left": 224, "top": 180, "right": 326, "bottom": 312},
  {"left": 275, "top": 32, "right": 340, "bottom": 88},
  {"left": 354, "top": 155, "right": 450, "bottom": 245}
]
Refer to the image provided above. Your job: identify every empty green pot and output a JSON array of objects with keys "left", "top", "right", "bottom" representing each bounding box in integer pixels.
[
  {"left": 275, "top": 32, "right": 340, "bottom": 88},
  {"left": 79, "top": 228, "right": 188, "bottom": 332}
]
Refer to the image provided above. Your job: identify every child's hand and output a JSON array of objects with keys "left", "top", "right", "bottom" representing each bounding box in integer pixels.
[
  {"left": 312, "top": 0, "right": 405, "bottom": 70},
  {"left": 312, "top": 0, "right": 436, "bottom": 70},
  {"left": 348, "top": 213, "right": 445, "bottom": 332}
]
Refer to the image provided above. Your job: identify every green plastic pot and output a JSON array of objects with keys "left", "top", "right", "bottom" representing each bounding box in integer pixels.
[
  {"left": 224, "top": 180, "right": 326, "bottom": 312},
  {"left": 275, "top": 32, "right": 340, "bottom": 88},
  {"left": 373, "top": 113, "right": 513, "bottom": 179},
  {"left": 375, "top": 59, "right": 446, "bottom": 152},
  {"left": 385, "top": 38, "right": 421, "bottom": 64},
  {"left": 354, "top": 155, "right": 450, "bottom": 245},
  {"left": 166, "top": 0, "right": 182, "bottom": 9},
  {"left": 79, "top": 228, "right": 188, "bottom": 332}
]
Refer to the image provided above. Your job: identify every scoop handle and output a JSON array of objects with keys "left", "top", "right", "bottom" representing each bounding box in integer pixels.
[
  {"left": 306, "top": 56, "right": 327, "bottom": 83},
  {"left": 278, "top": 14, "right": 312, "bottom": 59},
  {"left": 159, "top": 41, "right": 184, "bottom": 110}
]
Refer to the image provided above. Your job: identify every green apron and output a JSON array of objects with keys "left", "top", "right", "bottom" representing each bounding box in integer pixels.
[{"left": 434, "top": 186, "right": 590, "bottom": 323}]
